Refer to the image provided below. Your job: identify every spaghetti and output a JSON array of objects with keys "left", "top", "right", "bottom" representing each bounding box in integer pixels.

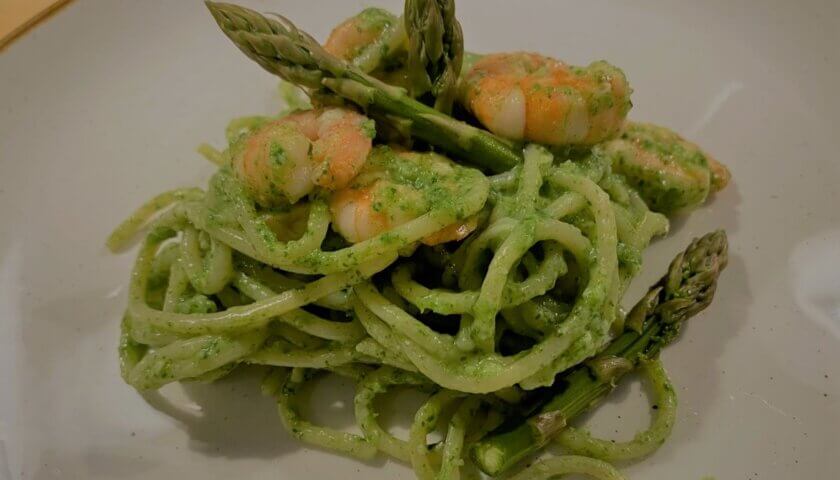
[{"left": 111, "top": 4, "right": 729, "bottom": 478}]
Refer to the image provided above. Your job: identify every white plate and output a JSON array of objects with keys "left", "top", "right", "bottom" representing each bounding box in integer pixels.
[{"left": 1, "top": 0, "right": 838, "bottom": 478}]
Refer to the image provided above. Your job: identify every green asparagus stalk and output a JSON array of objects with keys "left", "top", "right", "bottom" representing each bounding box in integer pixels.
[
  {"left": 471, "top": 230, "right": 728, "bottom": 476},
  {"left": 205, "top": 1, "right": 520, "bottom": 173},
  {"left": 404, "top": 0, "right": 464, "bottom": 113}
]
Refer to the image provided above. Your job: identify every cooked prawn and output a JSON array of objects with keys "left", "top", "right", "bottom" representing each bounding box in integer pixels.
[
  {"left": 329, "top": 147, "right": 478, "bottom": 245},
  {"left": 324, "top": 7, "right": 403, "bottom": 72},
  {"left": 232, "top": 107, "right": 375, "bottom": 206},
  {"left": 707, "top": 157, "right": 731, "bottom": 193},
  {"left": 601, "top": 122, "right": 730, "bottom": 214},
  {"left": 459, "top": 52, "right": 632, "bottom": 146}
]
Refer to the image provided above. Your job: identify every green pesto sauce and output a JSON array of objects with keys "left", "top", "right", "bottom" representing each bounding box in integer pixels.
[
  {"left": 176, "top": 294, "right": 218, "bottom": 314},
  {"left": 362, "top": 146, "right": 482, "bottom": 220},
  {"left": 624, "top": 123, "right": 708, "bottom": 169},
  {"left": 616, "top": 242, "right": 642, "bottom": 276},
  {"left": 582, "top": 61, "right": 632, "bottom": 116},
  {"left": 269, "top": 142, "right": 287, "bottom": 168},
  {"left": 148, "top": 358, "right": 174, "bottom": 380},
  {"left": 361, "top": 118, "right": 377, "bottom": 139},
  {"left": 515, "top": 296, "right": 571, "bottom": 332},
  {"left": 199, "top": 337, "right": 222, "bottom": 359}
]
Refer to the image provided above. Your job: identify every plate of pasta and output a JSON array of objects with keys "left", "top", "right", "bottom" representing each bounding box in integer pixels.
[{"left": 1, "top": 1, "right": 838, "bottom": 479}]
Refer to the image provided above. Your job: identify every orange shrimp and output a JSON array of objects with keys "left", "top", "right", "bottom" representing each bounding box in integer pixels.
[
  {"left": 460, "top": 52, "right": 632, "bottom": 146},
  {"left": 232, "top": 107, "right": 375, "bottom": 206},
  {"left": 329, "top": 147, "right": 478, "bottom": 245},
  {"left": 324, "top": 8, "right": 400, "bottom": 64}
]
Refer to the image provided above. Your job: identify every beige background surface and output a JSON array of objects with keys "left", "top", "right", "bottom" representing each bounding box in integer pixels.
[{"left": 0, "top": 1, "right": 838, "bottom": 479}]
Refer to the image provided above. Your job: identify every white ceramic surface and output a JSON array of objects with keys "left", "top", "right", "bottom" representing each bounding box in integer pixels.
[{"left": 1, "top": 0, "right": 839, "bottom": 478}]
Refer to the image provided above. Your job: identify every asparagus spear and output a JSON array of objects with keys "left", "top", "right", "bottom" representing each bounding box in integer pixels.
[
  {"left": 471, "top": 230, "right": 728, "bottom": 476},
  {"left": 404, "top": 0, "right": 464, "bottom": 113},
  {"left": 205, "top": 1, "right": 520, "bottom": 173}
]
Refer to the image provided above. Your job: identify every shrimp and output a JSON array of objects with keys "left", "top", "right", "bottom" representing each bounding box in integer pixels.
[
  {"left": 600, "top": 122, "right": 730, "bottom": 214},
  {"left": 324, "top": 8, "right": 404, "bottom": 73},
  {"left": 232, "top": 107, "right": 375, "bottom": 207},
  {"left": 459, "top": 52, "right": 632, "bottom": 146},
  {"left": 708, "top": 156, "right": 731, "bottom": 193},
  {"left": 329, "top": 147, "right": 478, "bottom": 245}
]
